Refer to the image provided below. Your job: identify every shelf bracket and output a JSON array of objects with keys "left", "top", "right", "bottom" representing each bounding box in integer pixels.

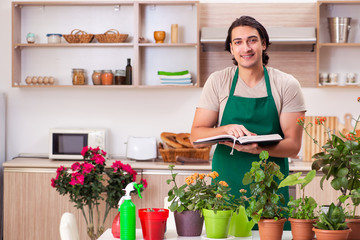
[{"left": 311, "top": 43, "right": 315, "bottom": 52}]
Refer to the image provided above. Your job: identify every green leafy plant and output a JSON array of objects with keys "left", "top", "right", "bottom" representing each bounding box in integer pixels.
[
  {"left": 242, "top": 151, "right": 288, "bottom": 222},
  {"left": 279, "top": 170, "right": 318, "bottom": 219},
  {"left": 167, "top": 165, "right": 237, "bottom": 214},
  {"left": 313, "top": 203, "right": 348, "bottom": 230},
  {"left": 51, "top": 146, "right": 147, "bottom": 240},
  {"left": 297, "top": 101, "right": 360, "bottom": 218}
]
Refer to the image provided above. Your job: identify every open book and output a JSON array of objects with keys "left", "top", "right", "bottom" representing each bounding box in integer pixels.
[{"left": 193, "top": 133, "right": 283, "bottom": 146}]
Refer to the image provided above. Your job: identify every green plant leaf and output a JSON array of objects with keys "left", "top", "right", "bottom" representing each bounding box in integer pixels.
[
  {"left": 278, "top": 172, "right": 303, "bottom": 188},
  {"left": 336, "top": 168, "right": 349, "bottom": 178},
  {"left": 259, "top": 151, "right": 269, "bottom": 160},
  {"left": 242, "top": 172, "right": 253, "bottom": 185}
]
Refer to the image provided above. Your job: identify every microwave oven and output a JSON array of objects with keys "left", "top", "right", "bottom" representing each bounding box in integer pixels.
[{"left": 49, "top": 128, "right": 106, "bottom": 160}]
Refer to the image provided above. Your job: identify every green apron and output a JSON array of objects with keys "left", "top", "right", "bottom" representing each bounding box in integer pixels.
[{"left": 212, "top": 66, "right": 290, "bottom": 230}]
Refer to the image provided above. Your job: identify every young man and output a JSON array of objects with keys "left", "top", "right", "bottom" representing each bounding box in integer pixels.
[{"left": 190, "top": 16, "right": 306, "bottom": 216}]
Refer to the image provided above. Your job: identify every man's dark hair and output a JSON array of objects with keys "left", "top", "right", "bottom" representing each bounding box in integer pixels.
[{"left": 225, "top": 16, "right": 270, "bottom": 66}]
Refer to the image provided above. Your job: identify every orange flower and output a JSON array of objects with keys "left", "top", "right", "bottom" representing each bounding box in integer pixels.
[
  {"left": 346, "top": 133, "right": 355, "bottom": 141},
  {"left": 315, "top": 117, "right": 326, "bottom": 125},
  {"left": 199, "top": 173, "right": 205, "bottom": 179},
  {"left": 239, "top": 189, "right": 247, "bottom": 194},
  {"left": 296, "top": 116, "right": 305, "bottom": 125},
  {"left": 185, "top": 176, "right": 193, "bottom": 185},
  {"left": 216, "top": 194, "right": 222, "bottom": 198},
  {"left": 193, "top": 173, "right": 199, "bottom": 179},
  {"left": 357, "top": 97, "right": 360, "bottom": 102},
  {"left": 219, "top": 181, "right": 228, "bottom": 187}
]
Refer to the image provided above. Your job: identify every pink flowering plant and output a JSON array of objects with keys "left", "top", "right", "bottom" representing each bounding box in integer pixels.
[{"left": 51, "top": 146, "right": 147, "bottom": 240}]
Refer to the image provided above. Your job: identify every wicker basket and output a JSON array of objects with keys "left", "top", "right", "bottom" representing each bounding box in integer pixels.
[
  {"left": 63, "top": 29, "right": 94, "bottom": 43},
  {"left": 95, "top": 29, "right": 128, "bottom": 43},
  {"left": 159, "top": 143, "right": 210, "bottom": 163}
]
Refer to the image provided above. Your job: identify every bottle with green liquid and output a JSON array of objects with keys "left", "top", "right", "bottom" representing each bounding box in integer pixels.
[{"left": 118, "top": 182, "right": 143, "bottom": 240}]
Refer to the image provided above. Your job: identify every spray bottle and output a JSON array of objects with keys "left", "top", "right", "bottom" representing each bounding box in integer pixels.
[{"left": 118, "top": 182, "right": 143, "bottom": 240}]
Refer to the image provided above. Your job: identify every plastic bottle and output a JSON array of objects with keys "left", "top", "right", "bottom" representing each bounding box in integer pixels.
[
  {"left": 125, "top": 58, "right": 132, "bottom": 85},
  {"left": 118, "top": 182, "right": 143, "bottom": 240}
]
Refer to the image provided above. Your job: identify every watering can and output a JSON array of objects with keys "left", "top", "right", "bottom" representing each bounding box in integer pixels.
[{"left": 228, "top": 206, "right": 255, "bottom": 237}]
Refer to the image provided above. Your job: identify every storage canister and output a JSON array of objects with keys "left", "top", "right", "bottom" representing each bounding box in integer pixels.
[
  {"left": 72, "top": 68, "right": 86, "bottom": 85},
  {"left": 46, "top": 33, "right": 62, "bottom": 44},
  {"left": 92, "top": 70, "right": 102, "bottom": 85},
  {"left": 114, "top": 70, "right": 126, "bottom": 85},
  {"left": 101, "top": 70, "right": 113, "bottom": 85}
]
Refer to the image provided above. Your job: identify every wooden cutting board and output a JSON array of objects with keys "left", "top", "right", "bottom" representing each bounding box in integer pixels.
[{"left": 302, "top": 116, "right": 338, "bottom": 162}]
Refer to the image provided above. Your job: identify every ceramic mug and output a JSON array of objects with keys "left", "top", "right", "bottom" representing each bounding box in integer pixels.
[
  {"left": 329, "top": 73, "right": 338, "bottom": 84},
  {"left": 346, "top": 72, "right": 356, "bottom": 84},
  {"left": 319, "top": 72, "right": 329, "bottom": 84}
]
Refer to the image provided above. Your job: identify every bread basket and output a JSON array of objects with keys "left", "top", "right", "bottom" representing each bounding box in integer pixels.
[
  {"left": 63, "top": 29, "right": 94, "bottom": 43},
  {"left": 158, "top": 143, "right": 210, "bottom": 163},
  {"left": 95, "top": 29, "right": 128, "bottom": 43}
]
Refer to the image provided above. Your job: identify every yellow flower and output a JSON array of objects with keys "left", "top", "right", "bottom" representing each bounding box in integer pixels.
[
  {"left": 185, "top": 176, "right": 193, "bottom": 185},
  {"left": 216, "top": 194, "right": 222, "bottom": 198}
]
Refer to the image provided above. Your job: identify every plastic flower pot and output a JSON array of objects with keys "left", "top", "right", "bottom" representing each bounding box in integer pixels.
[
  {"left": 138, "top": 208, "right": 169, "bottom": 240},
  {"left": 289, "top": 218, "right": 316, "bottom": 240},
  {"left": 174, "top": 210, "right": 204, "bottom": 236},
  {"left": 203, "top": 208, "right": 232, "bottom": 239},
  {"left": 313, "top": 227, "right": 352, "bottom": 240},
  {"left": 258, "top": 218, "right": 287, "bottom": 240}
]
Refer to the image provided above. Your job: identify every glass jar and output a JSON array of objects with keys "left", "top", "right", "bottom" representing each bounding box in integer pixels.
[
  {"left": 101, "top": 70, "right": 113, "bottom": 85},
  {"left": 114, "top": 70, "right": 126, "bottom": 85},
  {"left": 72, "top": 69, "right": 86, "bottom": 85},
  {"left": 92, "top": 70, "right": 102, "bottom": 85}
]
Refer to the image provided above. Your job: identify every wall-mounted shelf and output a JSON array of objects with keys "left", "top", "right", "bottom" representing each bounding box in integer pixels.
[{"left": 200, "top": 26, "right": 316, "bottom": 51}]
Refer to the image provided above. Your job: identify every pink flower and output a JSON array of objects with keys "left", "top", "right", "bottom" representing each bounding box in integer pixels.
[
  {"left": 56, "top": 165, "right": 67, "bottom": 179},
  {"left": 70, "top": 172, "right": 85, "bottom": 186},
  {"left": 71, "top": 162, "right": 81, "bottom": 171},
  {"left": 81, "top": 146, "right": 89, "bottom": 156},
  {"left": 101, "top": 150, "right": 107, "bottom": 156},
  {"left": 93, "top": 155, "right": 105, "bottom": 165},
  {"left": 82, "top": 162, "right": 95, "bottom": 174},
  {"left": 51, "top": 178, "right": 56, "bottom": 188},
  {"left": 141, "top": 178, "right": 148, "bottom": 188},
  {"left": 111, "top": 161, "right": 124, "bottom": 172}
]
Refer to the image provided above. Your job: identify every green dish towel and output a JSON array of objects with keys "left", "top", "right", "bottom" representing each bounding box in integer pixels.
[{"left": 157, "top": 70, "right": 189, "bottom": 76}]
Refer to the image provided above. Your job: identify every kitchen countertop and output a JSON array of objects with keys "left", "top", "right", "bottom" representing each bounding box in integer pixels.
[
  {"left": 3, "top": 157, "right": 313, "bottom": 172},
  {"left": 97, "top": 228, "right": 293, "bottom": 240}
]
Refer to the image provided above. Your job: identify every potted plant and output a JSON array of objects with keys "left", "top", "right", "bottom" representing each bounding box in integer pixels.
[
  {"left": 312, "top": 203, "right": 351, "bottom": 240},
  {"left": 278, "top": 170, "right": 318, "bottom": 240},
  {"left": 166, "top": 165, "right": 204, "bottom": 236},
  {"left": 339, "top": 188, "right": 360, "bottom": 240},
  {"left": 51, "top": 146, "right": 147, "bottom": 240},
  {"left": 297, "top": 102, "right": 360, "bottom": 239},
  {"left": 138, "top": 208, "right": 169, "bottom": 240},
  {"left": 242, "top": 151, "right": 288, "bottom": 240}
]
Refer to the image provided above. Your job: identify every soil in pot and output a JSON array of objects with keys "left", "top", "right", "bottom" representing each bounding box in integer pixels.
[
  {"left": 258, "top": 218, "right": 287, "bottom": 240},
  {"left": 174, "top": 210, "right": 204, "bottom": 236},
  {"left": 346, "top": 218, "right": 360, "bottom": 240},
  {"left": 288, "top": 218, "right": 316, "bottom": 240},
  {"left": 313, "top": 227, "right": 352, "bottom": 240}
]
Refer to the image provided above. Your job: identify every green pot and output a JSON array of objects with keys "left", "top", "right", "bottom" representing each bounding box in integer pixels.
[
  {"left": 203, "top": 208, "right": 232, "bottom": 239},
  {"left": 228, "top": 206, "right": 255, "bottom": 237}
]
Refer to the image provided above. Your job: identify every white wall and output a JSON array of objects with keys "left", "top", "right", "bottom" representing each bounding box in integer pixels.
[{"left": 1, "top": 0, "right": 359, "bottom": 161}]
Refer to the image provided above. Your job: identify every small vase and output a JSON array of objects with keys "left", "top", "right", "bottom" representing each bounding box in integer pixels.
[
  {"left": 258, "top": 218, "right": 287, "bottom": 240},
  {"left": 174, "top": 210, "right": 204, "bottom": 236},
  {"left": 203, "top": 208, "right": 232, "bottom": 239},
  {"left": 111, "top": 212, "right": 120, "bottom": 238},
  {"left": 139, "top": 208, "right": 169, "bottom": 240},
  {"left": 289, "top": 218, "right": 317, "bottom": 240},
  {"left": 346, "top": 218, "right": 360, "bottom": 240},
  {"left": 313, "top": 227, "right": 352, "bottom": 240},
  {"left": 154, "top": 31, "right": 166, "bottom": 43}
]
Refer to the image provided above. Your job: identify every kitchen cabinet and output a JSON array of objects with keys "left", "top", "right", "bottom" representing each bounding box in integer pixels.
[
  {"left": 12, "top": 1, "right": 200, "bottom": 88},
  {"left": 316, "top": 1, "right": 360, "bottom": 88}
]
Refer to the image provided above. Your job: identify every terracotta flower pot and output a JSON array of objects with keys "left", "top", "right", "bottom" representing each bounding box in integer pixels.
[
  {"left": 258, "top": 218, "right": 287, "bottom": 240},
  {"left": 346, "top": 218, "right": 360, "bottom": 240},
  {"left": 174, "top": 210, "right": 204, "bottom": 236},
  {"left": 288, "top": 218, "right": 316, "bottom": 240},
  {"left": 313, "top": 227, "right": 352, "bottom": 240}
]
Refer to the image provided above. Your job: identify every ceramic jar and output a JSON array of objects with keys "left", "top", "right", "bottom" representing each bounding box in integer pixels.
[
  {"left": 26, "top": 33, "right": 35, "bottom": 44},
  {"left": 154, "top": 31, "right": 166, "bottom": 43},
  {"left": 92, "top": 70, "right": 102, "bottom": 85},
  {"left": 101, "top": 70, "right": 113, "bottom": 85}
]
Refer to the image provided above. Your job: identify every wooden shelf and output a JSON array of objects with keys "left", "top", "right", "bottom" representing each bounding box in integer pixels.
[{"left": 14, "top": 43, "right": 134, "bottom": 48}]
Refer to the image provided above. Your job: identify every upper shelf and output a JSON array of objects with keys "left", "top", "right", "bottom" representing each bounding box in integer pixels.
[{"left": 200, "top": 27, "right": 317, "bottom": 45}]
